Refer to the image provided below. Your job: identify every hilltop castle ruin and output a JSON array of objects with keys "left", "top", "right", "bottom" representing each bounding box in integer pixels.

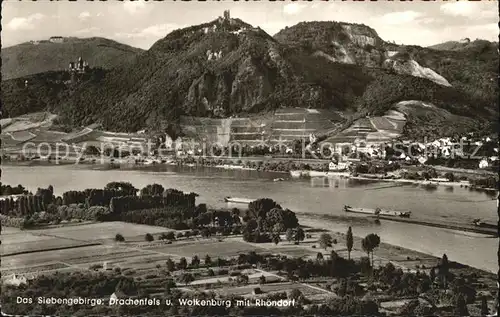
[{"left": 69, "top": 57, "right": 89, "bottom": 74}]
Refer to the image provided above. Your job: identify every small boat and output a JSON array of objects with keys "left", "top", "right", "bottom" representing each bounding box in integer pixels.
[
  {"left": 224, "top": 197, "right": 255, "bottom": 204},
  {"left": 344, "top": 205, "right": 411, "bottom": 218},
  {"left": 273, "top": 178, "right": 285, "bottom": 182}
]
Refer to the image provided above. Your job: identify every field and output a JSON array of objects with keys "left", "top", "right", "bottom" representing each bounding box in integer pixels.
[
  {"left": 1, "top": 234, "right": 94, "bottom": 256},
  {"left": 143, "top": 239, "right": 268, "bottom": 258},
  {"left": 211, "top": 282, "right": 322, "bottom": 297},
  {"left": 1, "top": 222, "right": 177, "bottom": 277},
  {"left": 2, "top": 217, "right": 497, "bottom": 314},
  {"left": 31, "top": 221, "right": 169, "bottom": 241},
  {"left": 1, "top": 113, "right": 57, "bottom": 133},
  {"left": 370, "top": 117, "right": 398, "bottom": 131}
]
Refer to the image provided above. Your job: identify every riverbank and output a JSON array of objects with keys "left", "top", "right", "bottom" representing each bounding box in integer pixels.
[
  {"left": 2, "top": 157, "right": 291, "bottom": 174},
  {"left": 374, "top": 215, "right": 497, "bottom": 237},
  {"left": 296, "top": 214, "right": 497, "bottom": 277},
  {"left": 3, "top": 155, "right": 497, "bottom": 190}
]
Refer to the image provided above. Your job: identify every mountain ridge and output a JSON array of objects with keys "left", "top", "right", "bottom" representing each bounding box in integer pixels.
[
  {"left": 1, "top": 37, "right": 144, "bottom": 80},
  {"left": 2, "top": 17, "right": 497, "bottom": 140}
]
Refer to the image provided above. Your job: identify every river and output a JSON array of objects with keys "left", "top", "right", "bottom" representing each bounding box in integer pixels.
[{"left": 2, "top": 164, "right": 497, "bottom": 273}]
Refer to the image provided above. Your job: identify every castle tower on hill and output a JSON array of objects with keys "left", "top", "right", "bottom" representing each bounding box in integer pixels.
[
  {"left": 68, "top": 56, "right": 89, "bottom": 74},
  {"left": 223, "top": 10, "right": 230, "bottom": 20}
]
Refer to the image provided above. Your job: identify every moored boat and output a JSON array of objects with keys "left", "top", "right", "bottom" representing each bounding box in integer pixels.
[
  {"left": 344, "top": 205, "right": 411, "bottom": 218},
  {"left": 224, "top": 197, "right": 255, "bottom": 204}
]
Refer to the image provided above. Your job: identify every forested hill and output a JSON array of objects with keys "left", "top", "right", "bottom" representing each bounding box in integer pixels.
[
  {"left": 1, "top": 37, "right": 143, "bottom": 80},
  {"left": 3, "top": 18, "right": 498, "bottom": 137}
]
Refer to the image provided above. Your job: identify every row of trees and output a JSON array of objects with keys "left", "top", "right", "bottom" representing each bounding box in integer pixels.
[
  {"left": 62, "top": 189, "right": 131, "bottom": 207},
  {"left": 1, "top": 185, "right": 55, "bottom": 216},
  {"left": 1, "top": 195, "right": 45, "bottom": 216},
  {"left": 109, "top": 189, "right": 197, "bottom": 215},
  {"left": 469, "top": 176, "right": 498, "bottom": 189},
  {"left": 0, "top": 184, "right": 29, "bottom": 196}
]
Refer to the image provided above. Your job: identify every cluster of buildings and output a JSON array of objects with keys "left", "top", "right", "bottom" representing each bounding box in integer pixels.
[{"left": 69, "top": 57, "right": 89, "bottom": 74}]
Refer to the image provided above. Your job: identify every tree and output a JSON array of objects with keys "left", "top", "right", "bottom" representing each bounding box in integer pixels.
[
  {"left": 346, "top": 226, "right": 354, "bottom": 260},
  {"left": 145, "top": 233, "right": 154, "bottom": 242},
  {"left": 316, "top": 252, "right": 324, "bottom": 262},
  {"left": 429, "top": 267, "right": 436, "bottom": 284},
  {"left": 288, "top": 289, "right": 303, "bottom": 302},
  {"left": 178, "top": 257, "right": 188, "bottom": 270},
  {"left": 179, "top": 273, "right": 194, "bottom": 286},
  {"left": 191, "top": 255, "right": 200, "bottom": 267},
  {"left": 166, "top": 259, "right": 175, "bottom": 272},
  {"left": 115, "top": 233, "right": 125, "bottom": 242},
  {"left": 361, "top": 233, "right": 381, "bottom": 266},
  {"left": 204, "top": 254, "right": 212, "bottom": 266},
  {"left": 444, "top": 172, "right": 455, "bottom": 182},
  {"left": 237, "top": 274, "right": 249, "bottom": 285},
  {"left": 105, "top": 182, "right": 138, "bottom": 195},
  {"left": 273, "top": 222, "right": 285, "bottom": 235},
  {"left": 295, "top": 227, "right": 305, "bottom": 244},
  {"left": 201, "top": 228, "right": 211, "bottom": 239},
  {"left": 439, "top": 253, "right": 450, "bottom": 288},
  {"left": 259, "top": 275, "right": 266, "bottom": 284},
  {"left": 272, "top": 233, "right": 281, "bottom": 245},
  {"left": 319, "top": 233, "right": 333, "bottom": 250},
  {"left": 453, "top": 294, "right": 469, "bottom": 316},
  {"left": 266, "top": 208, "right": 299, "bottom": 231},
  {"left": 286, "top": 228, "right": 294, "bottom": 243},
  {"left": 165, "top": 231, "right": 176, "bottom": 240},
  {"left": 84, "top": 145, "right": 100, "bottom": 155},
  {"left": 140, "top": 184, "right": 165, "bottom": 196},
  {"left": 247, "top": 198, "right": 281, "bottom": 220},
  {"left": 480, "top": 296, "right": 489, "bottom": 316}
]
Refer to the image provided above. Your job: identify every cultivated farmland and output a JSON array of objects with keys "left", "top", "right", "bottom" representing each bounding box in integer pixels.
[
  {"left": 31, "top": 221, "right": 168, "bottom": 241},
  {"left": 144, "top": 239, "right": 268, "bottom": 258}
]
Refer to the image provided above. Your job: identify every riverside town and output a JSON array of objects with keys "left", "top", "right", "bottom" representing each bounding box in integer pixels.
[{"left": 1, "top": 2, "right": 498, "bottom": 317}]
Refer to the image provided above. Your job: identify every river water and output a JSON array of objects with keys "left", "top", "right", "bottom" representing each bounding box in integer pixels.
[{"left": 2, "top": 164, "right": 497, "bottom": 273}]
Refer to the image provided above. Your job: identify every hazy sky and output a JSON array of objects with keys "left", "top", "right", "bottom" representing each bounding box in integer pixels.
[{"left": 2, "top": 0, "right": 498, "bottom": 49}]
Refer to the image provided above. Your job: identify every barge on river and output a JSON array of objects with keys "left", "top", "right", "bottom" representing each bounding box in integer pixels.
[
  {"left": 224, "top": 197, "right": 254, "bottom": 204},
  {"left": 344, "top": 205, "right": 411, "bottom": 218}
]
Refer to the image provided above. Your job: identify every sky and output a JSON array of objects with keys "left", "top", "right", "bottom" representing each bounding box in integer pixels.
[{"left": 2, "top": 0, "right": 498, "bottom": 49}]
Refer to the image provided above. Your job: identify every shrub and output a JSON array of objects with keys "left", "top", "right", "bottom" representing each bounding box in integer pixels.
[
  {"left": 145, "top": 233, "right": 154, "bottom": 242},
  {"left": 115, "top": 233, "right": 125, "bottom": 242}
]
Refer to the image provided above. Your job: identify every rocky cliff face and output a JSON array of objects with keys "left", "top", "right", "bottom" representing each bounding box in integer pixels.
[
  {"left": 274, "top": 21, "right": 457, "bottom": 87},
  {"left": 383, "top": 58, "right": 451, "bottom": 87},
  {"left": 274, "top": 21, "right": 386, "bottom": 68}
]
